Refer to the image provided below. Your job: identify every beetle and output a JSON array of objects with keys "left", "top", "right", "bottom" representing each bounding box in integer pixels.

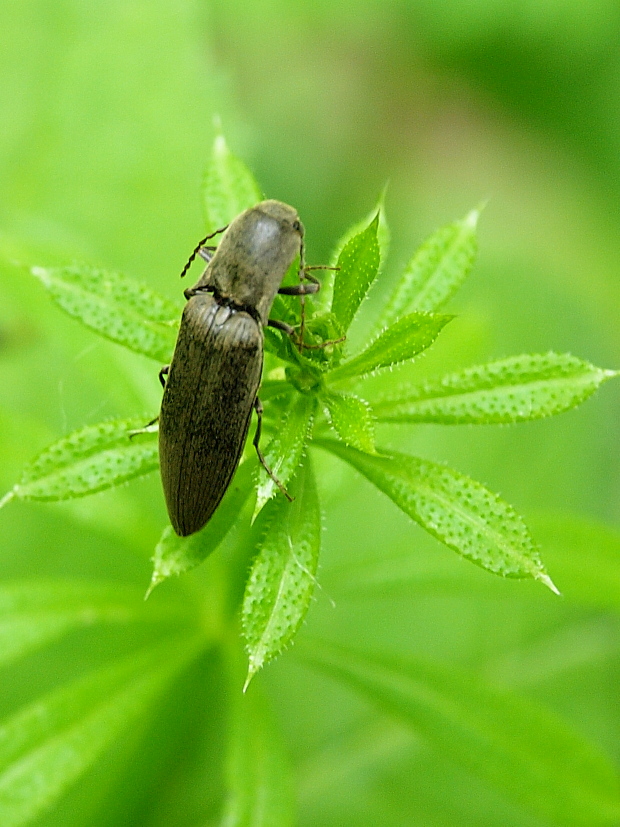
[{"left": 159, "top": 200, "right": 326, "bottom": 537}]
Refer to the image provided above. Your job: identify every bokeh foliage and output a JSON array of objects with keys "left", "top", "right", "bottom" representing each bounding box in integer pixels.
[{"left": 1, "top": 1, "right": 620, "bottom": 825}]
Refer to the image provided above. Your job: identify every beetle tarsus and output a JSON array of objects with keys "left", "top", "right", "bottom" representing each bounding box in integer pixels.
[
  {"left": 159, "top": 365, "right": 170, "bottom": 388},
  {"left": 128, "top": 416, "right": 159, "bottom": 439},
  {"left": 253, "top": 397, "right": 294, "bottom": 502}
]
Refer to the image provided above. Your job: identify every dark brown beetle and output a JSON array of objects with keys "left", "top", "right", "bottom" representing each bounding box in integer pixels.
[{"left": 159, "top": 200, "right": 322, "bottom": 536}]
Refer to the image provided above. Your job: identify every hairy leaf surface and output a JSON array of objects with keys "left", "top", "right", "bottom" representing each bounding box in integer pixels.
[
  {"left": 329, "top": 312, "right": 452, "bottom": 382},
  {"left": 374, "top": 353, "right": 616, "bottom": 424},
  {"left": 331, "top": 214, "right": 380, "bottom": 332},
  {"left": 324, "top": 392, "right": 376, "bottom": 454},
  {"left": 32, "top": 265, "right": 178, "bottom": 362},
  {"left": 379, "top": 208, "right": 479, "bottom": 324},
  {"left": 4, "top": 418, "right": 158, "bottom": 504},
  {"left": 243, "top": 459, "right": 321, "bottom": 685},
  {"left": 317, "top": 194, "right": 389, "bottom": 313},
  {"left": 316, "top": 440, "right": 555, "bottom": 588},
  {"left": 254, "top": 394, "right": 317, "bottom": 518}
]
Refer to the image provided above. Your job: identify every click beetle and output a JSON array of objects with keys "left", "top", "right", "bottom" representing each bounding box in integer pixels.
[{"left": 159, "top": 200, "right": 325, "bottom": 537}]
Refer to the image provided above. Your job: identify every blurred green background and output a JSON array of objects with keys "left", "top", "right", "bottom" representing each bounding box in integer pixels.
[{"left": 1, "top": 1, "right": 620, "bottom": 825}]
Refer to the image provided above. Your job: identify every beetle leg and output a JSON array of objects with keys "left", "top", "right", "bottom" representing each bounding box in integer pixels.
[
  {"left": 198, "top": 245, "right": 217, "bottom": 263},
  {"left": 302, "top": 335, "right": 347, "bottom": 350},
  {"left": 293, "top": 256, "right": 339, "bottom": 350},
  {"left": 159, "top": 365, "right": 170, "bottom": 388},
  {"left": 278, "top": 282, "right": 319, "bottom": 296},
  {"left": 304, "top": 265, "right": 339, "bottom": 273},
  {"left": 253, "top": 397, "right": 294, "bottom": 502},
  {"left": 179, "top": 225, "right": 229, "bottom": 279},
  {"left": 267, "top": 318, "right": 296, "bottom": 336},
  {"left": 268, "top": 317, "right": 346, "bottom": 350}
]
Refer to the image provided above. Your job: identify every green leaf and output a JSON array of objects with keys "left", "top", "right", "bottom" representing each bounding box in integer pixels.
[
  {"left": 298, "top": 640, "right": 620, "bottom": 827},
  {"left": 316, "top": 439, "right": 556, "bottom": 589},
  {"left": 203, "top": 134, "right": 263, "bottom": 233},
  {"left": 3, "top": 418, "right": 158, "bottom": 505},
  {"left": 243, "top": 458, "right": 321, "bottom": 686},
  {"left": 373, "top": 352, "right": 618, "bottom": 424},
  {"left": 148, "top": 458, "right": 256, "bottom": 596},
  {"left": 323, "top": 392, "right": 376, "bottom": 454},
  {"left": 221, "top": 644, "right": 294, "bottom": 826},
  {"left": 316, "top": 191, "right": 389, "bottom": 313},
  {"left": 328, "top": 312, "right": 453, "bottom": 382},
  {"left": 0, "top": 637, "right": 202, "bottom": 827},
  {"left": 254, "top": 393, "right": 317, "bottom": 518},
  {"left": 0, "top": 580, "right": 188, "bottom": 669},
  {"left": 31, "top": 265, "right": 178, "bottom": 362},
  {"left": 379, "top": 208, "right": 479, "bottom": 324},
  {"left": 331, "top": 213, "right": 380, "bottom": 332},
  {"left": 330, "top": 190, "right": 390, "bottom": 269}
]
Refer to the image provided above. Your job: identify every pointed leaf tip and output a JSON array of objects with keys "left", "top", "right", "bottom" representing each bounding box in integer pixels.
[
  {"left": 537, "top": 572, "right": 561, "bottom": 596},
  {"left": 0, "top": 489, "right": 15, "bottom": 509},
  {"left": 331, "top": 212, "right": 381, "bottom": 331},
  {"left": 243, "top": 668, "right": 255, "bottom": 693},
  {"left": 377, "top": 207, "right": 479, "bottom": 324},
  {"left": 464, "top": 207, "right": 481, "bottom": 229},
  {"left": 144, "top": 573, "right": 163, "bottom": 601}
]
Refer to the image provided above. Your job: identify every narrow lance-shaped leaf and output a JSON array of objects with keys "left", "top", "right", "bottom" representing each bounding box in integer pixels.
[
  {"left": 31, "top": 265, "right": 178, "bottom": 362},
  {"left": 148, "top": 458, "right": 257, "bottom": 596},
  {"left": 0, "top": 637, "right": 203, "bottom": 827},
  {"left": 328, "top": 312, "right": 453, "bottom": 383},
  {"left": 243, "top": 457, "right": 321, "bottom": 687},
  {"left": 323, "top": 392, "right": 376, "bottom": 454},
  {"left": 254, "top": 393, "right": 317, "bottom": 518},
  {"left": 221, "top": 641, "right": 294, "bottom": 827},
  {"left": 1, "top": 418, "right": 158, "bottom": 506},
  {"left": 373, "top": 353, "right": 618, "bottom": 425},
  {"left": 316, "top": 439, "right": 557, "bottom": 591},
  {"left": 379, "top": 208, "right": 479, "bottom": 325},
  {"left": 0, "top": 580, "right": 191, "bottom": 670},
  {"left": 203, "top": 134, "right": 263, "bottom": 233},
  {"left": 316, "top": 192, "right": 390, "bottom": 313},
  {"left": 331, "top": 213, "right": 380, "bottom": 332},
  {"left": 298, "top": 639, "right": 620, "bottom": 827}
]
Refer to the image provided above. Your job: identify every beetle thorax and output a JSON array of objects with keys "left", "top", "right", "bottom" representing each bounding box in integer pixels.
[{"left": 206, "top": 201, "right": 303, "bottom": 325}]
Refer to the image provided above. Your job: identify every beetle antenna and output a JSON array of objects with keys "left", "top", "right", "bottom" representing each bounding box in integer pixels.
[{"left": 179, "top": 224, "right": 228, "bottom": 279}]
